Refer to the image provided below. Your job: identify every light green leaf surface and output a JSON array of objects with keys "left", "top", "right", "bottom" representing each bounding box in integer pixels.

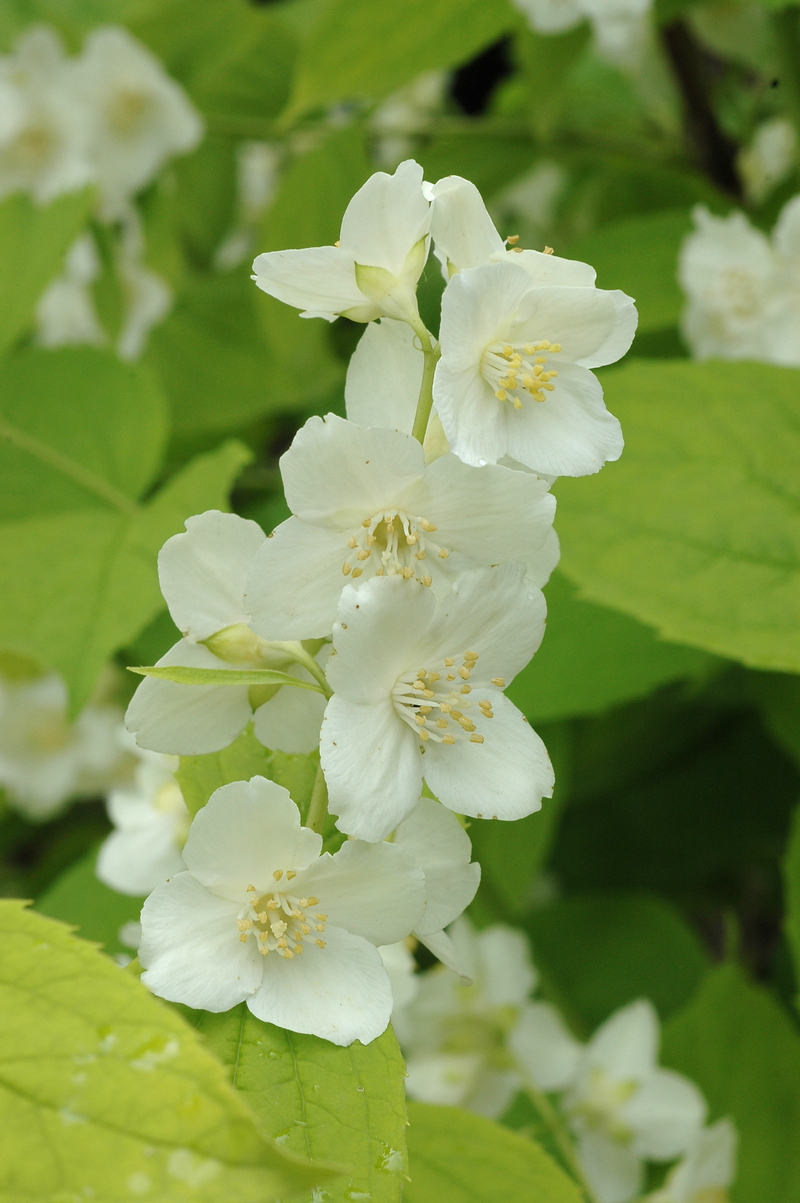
[
  {"left": 404, "top": 1102, "right": 585, "bottom": 1203},
  {"left": 663, "top": 963, "right": 800, "bottom": 1203},
  {"left": 783, "top": 805, "right": 800, "bottom": 1006},
  {"left": 36, "top": 846, "right": 144, "bottom": 957},
  {"left": 555, "top": 359, "right": 800, "bottom": 671},
  {"left": 132, "top": 664, "right": 324, "bottom": 692},
  {"left": 0, "top": 189, "right": 94, "bottom": 358},
  {"left": 176, "top": 727, "right": 276, "bottom": 816},
  {"left": 508, "top": 571, "right": 717, "bottom": 723},
  {"left": 196, "top": 1006, "right": 407, "bottom": 1203},
  {"left": 0, "top": 900, "right": 331, "bottom": 1203}
]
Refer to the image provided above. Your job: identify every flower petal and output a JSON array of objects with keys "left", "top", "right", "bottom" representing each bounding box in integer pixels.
[
  {"left": 182, "top": 776, "right": 322, "bottom": 901},
  {"left": 511, "top": 281, "right": 636, "bottom": 365},
  {"left": 253, "top": 668, "right": 326, "bottom": 754},
  {"left": 433, "top": 358, "right": 508, "bottom": 465},
  {"left": 139, "top": 872, "right": 262, "bottom": 1011},
  {"left": 245, "top": 517, "right": 350, "bottom": 641},
  {"left": 345, "top": 317, "right": 424, "bottom": 433},
  {"left": 247, "top": 925, "right": 393, "bottom": 1046},
  {"left": 96, "top": 818, "right": 184, "bottom": 896},
  {"left": 429, "top": 175, "right": 505, "bottom": 273},
  {"left": 476, "top": 924, "right": 538, "bottom": 1006},
  {"left": 125, "top": 640, "right": 252, "bottom": 755},
  {"left": 589, "top": 999, "right": 659, "bottom": 1082},
  {"left": 158, "top": 510, "right": 266, "bottom": 642},
  {"left": 320, "top": 696, "right": 423, "bottom": 841},
  {"left": 624, "top": 1069, "right": 707, "bottom": 1159},
  {"left": 295, "top": 839, "right": 426, "bottom": 945},
  {"left": 394, "top": 796, "right": 480, "bottom": 934},
  {"left": 576, "top": 1131, "right": 643, "bottom": 1203},
  {"left": 500, "top": 247, "right": 597, "bottom": 287},
  {"left": 423, "top": 691, "right": 553, "bottom": 821},
  {"left": 251, "top": 245, "right": 366, "bottom": 317},
  {"left": 416, "top": 928, "right": 468, "bottom": 976},
  {"left": 339, "top": 159, "right": 430, "bottom": 276},
  {"left": 509, "top": 1001, "right": 583, "bottom": 1091}
]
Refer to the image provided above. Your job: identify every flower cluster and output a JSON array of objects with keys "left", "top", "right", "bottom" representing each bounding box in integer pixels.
[
  {"left": 123, "top": 161, "right": 636, "bottom": 1046},
  {"left": 396, "top": 916, "right": 738, "bottom": 1203}
]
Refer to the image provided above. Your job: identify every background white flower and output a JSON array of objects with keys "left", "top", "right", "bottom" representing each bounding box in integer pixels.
[
  {"left": 139, "top": 776, "right": 426, "bottom": 1045},
  {"left": 244, "top": 413, "right": 558, "bottom": 639},
  {"left": 647, "top": 1118, "right": 737, "bottom": 1203},
  {"left": 320, "top": 564, "right": 553, "bottom": 841},
  {"left": 35, "top": 233, "right": 105, "bottom": 349}
]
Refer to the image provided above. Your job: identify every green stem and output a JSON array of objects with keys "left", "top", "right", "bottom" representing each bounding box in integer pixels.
[
  {"left": 305, "top": 763, "right": 329, "bottom": 834},
  {"left": 523, "top": 1083, "right": 596, "bottom": 1201},
  {"left": 284, "top": 643, "right": 333, "bottom": 698},
  {"left": 410, "top": 323, "right": 441, "bottom": 445},
  {"left": 772, "top": 6, "right": 800, "bottom": 147}
]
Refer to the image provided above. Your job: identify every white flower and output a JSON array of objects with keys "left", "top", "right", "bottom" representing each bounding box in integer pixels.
[
  {"left": 320, "top": 564, "right": 553, "bottom": 842},
  {"left": 251, "top": 159, "right": 430, "bottom": 323},
  {"left": 647, "top": 1119, "right": 737, "bottom": 1203},
  {"left": 71, "top": 26, "right": 203, "bottom": 220},
  {"left": 0, "top": 673, "right": 123, "bottom": 819},
  {"left": 379, "top": 940, "right": 419, "bottom": 1010},
  {"left": 738, "top": 117, "right": 796, "bottom": 206},
  {"left": 125, "top": 510, "right": 327, "bottom": 756},
  {"left": 139, "top": 775, "right": 426, "bottom": 1046},
  {"left": 115, "top": 209, "right": 172, "bottom": 360},
  {"left": 214, "top": 141, "right": 282, "bottom": 271},
  {"left": 97, "top": 746, "right": 188, "bottom": 896},
  {"left": 396, "top": 917, "right": 539, "bottom": 1118},
  {"left": 36, "top": 233, "right": 105, "bottom": 349},
  {"left": 679, "top": 198, "right": 800, "bottom": 366},
  {"left": 244, "top": 413, "right": 557, "bottom": 639},
  {"left": 511, "top": 0, "right": 652, "bottom": 60},
  {"left": 513, "top": 999, "right": 707, "bottom": 1203},
  {"left": 0, "top": 26, "right": 93, "bottom": 204},
  {"left": 371, "top": 71, "right": 447, "bottom": 168},
  {"left": 433, "top": 258, "right": 635, "bottom": 475}
]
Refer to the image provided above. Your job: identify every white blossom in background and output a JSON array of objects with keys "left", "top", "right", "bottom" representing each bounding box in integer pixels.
[
  {"left": 139, "top": 776, "right": 426, "bottom": 1045},
  {"left": 738, "top": 117, "right": 797, "bottom": 206},
  {"left": 513, "top": 999, "right": 707, "bottom": 1203},
  {"left": 71, "top": 26, "right": 203, "bottom": 220},
  {"left": 489, "top": 162, "right": 567, "bottom": 257},
  {"left": 125, "top": 510, "right": 327, "bottom": 756},
  {"left": 252, "top": 159, "right": 431, "bottom": 323},
  {"left": 0, "top": 673, "right": 124, "bottom": 819},
  {"left": 511, "top": 0, "right": 652, "bottom": 64},
  {"left": 244, "top": 414, "right": 558, "bottom": 639},
  {"left": 115, "top": 208, "right": 172, "bottom": 360},
  {"left": 396, "top": 917, "right": 540, "bottom": 1118},
  {"left": 35, "top": 232, "right": 105, "bottom": 349},
  {"left": 320, "top": 564, "right": 553, "bottom": 842},
  {"left": 646, "top": 1119, "right": 737, "bottom": 1203},
  {"left": 371, "top": 71, "right": 448, "bottom": 168},
  {"left": 97, "top": 745, "right": 188, "bottom": 896},
  {"left": 679, "top": 196, "right": 800, "bottom": 366},
  {"left": 0, "top": 26, "right": 93, "bottom": 204},
  {"left": 215, "top": 141, "right": 282, "bottom": 271}
]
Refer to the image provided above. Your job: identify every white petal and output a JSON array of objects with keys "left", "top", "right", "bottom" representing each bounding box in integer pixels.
[
  {"left": 394, "top": 796, "right": 480, "bottom": 934},
  {"left": 252, "top": 669, "right": 326, "bottom": 754},
  {"left": 96, "top": 821, "right": 184, "bottom": 896},
  {"left": 139, "top": 873, "right": 262, "bottom": 1011},
  {"left": 429, "top": 175, "right": 505, "bottom": 272},
  {"left": 339, "top": 159, "right": 430, "bottom": 276},
  {"left": 576, "top": 289, "right": 638, "bottom": 369},
  {"left": 524, "top": 526, "right": 561, "bottom": 589},
  {"left": 405, "top": 1051, "right": 485, "bottom": 1107},
  {"left": 345, "top": 318, "right": 424, "bottom": 433},
  {"left": 380, "top": 941, "right": 419, "bottom": 1010},
  {"left": 251, "top": 245, "right": 366, "bottom": 318},
  {"left": 511, "top": 281, "right": 635, "bottom": 366},
  {"left": 124, "top": 640, "right": 252, "bottom": 755},
  {"left": 774, "top": 193, "right": 800, "bottom": 263},
  {"left": 477, "top": 925, "right": 538, "bottom": 1007},
  {"left": 416, "top": 928, "right": 468, "bottom": 975},
  {"left": 589, "top": 999, "right": 659, "bottom": 1082},
  {"left": 423, "top": 691, "right": 553, "bottom": 821},
  {"left": 510, "top": 1001, "right": 583, "bottom": 1091},
  {"left": 280, "top": 413, "right": 425, "bottom": 526},
  {"left": 320, "top": 696, "right": 423, "bottom": 841},
  {"left": 182, "top": 776, "right": 322, "bottom": 902},
  {"left": 503, "top": 361, "right": 623, "bottom": 477},
  {"left": 326, "top": 574, "right": 436, "bottom": 703},
  {"left": 576, "top": 1131, "right": 644, "bottom": 1203},
  {"left": 247, "top": 925, "right": 393, "bottom": 1046},
  {"left": 500, "top": 247, "right": 597, "bottom": 287},
  {"left": 433, "top": 358, "right": 508, "bottom": 466},
  {"left": 662, "top": 1119, "right": 737, "bottom": 1198},
  {"left": 624, "top": 1069, "right": 707, "bottom": 1160},
  {"left": 158, "top": 510, "right": 266, "bottom": 642},
  {"left": 438, "top": 261, "right": 533, "bottom": 372},
  {"left": 295, "top": 839, "right": 426, "bottom": 945},
  {"left": 245, "top": 517, "right": 351, "bottom": 640}
]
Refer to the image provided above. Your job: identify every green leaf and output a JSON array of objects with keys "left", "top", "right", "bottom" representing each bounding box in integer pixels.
[
  {"left": 565, "top": 208, "right": 694, "bottom": 333},
  {"left": 404, "top": 1102, "right": 584, "bottom": 1203},
  {"left": 663, "top": 963, "right": 800, "bottom": 1203},
  {"left": 507, "top": 571, "right": 718, "bottom": 724},
  {"left": 283, "top": 0, "right": 513, "bottom": 121},
  {"left": 0, "top": 900, "right": 332, "bottom": 1202},
  {"left": 195, "top": 1006, "right": 407, "bottom": 1203},
  {"left": 748, "top": 670, "right": 800, "bottom": 766},
  {"left": 131, "top": 664, "right": 324, "bottom": 692},
  {"left": 555, "top": 359, "right": 800, "bottom": 671},
  {"left": 783, "top": 805, "right": 800, "bottom": 1006},
  {"left": 0, "top": 189, "right": 94, "bottom": 358},
  {"left": 36, "top": 846, "right": 143, "bottom": 958},
  {"left": 176, "top": 727, "right": 276, "bottom": 816},
  {"left": 527, "top": 892, "right": 709, "bottom": 1034}
]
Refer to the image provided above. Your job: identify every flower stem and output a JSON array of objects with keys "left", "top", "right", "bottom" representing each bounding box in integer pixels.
[
  {"left": 522, "top": 1083, "right": 596, "bottom": 1201},
  {"left": 285, "top": 644, "right": 333, "bottom": 698},
  {"left": 306, "top": 763, "right": 329, "bottom": 834},
  {"left": 410, "top": 322, "right": 441, "bottom": 446}
]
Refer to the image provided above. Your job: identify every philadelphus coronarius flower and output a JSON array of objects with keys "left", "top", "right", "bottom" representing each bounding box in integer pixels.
[
  {"left": 646, "top": 1119, "right": 737, "bottom": 1203},
  {"left": 252, "top": 159, "right": 430, "bottom": 323},
  {"left": 125, "top": 511, "right": 326, "bottom": 756},
  {"left": 139, "top": 776, "right": 426, "bottom": 1045},
  {"left": 320, "top": 564, "right": 553, "bottom": 841},
  {"left": 244, "top": 414, "right": 557, "bottom": 639},
  {"left": 513, "top": 999, "right": 707, "bottom": 1203},
  {"left": 512, "top": 0, "right": 652, "bottom": 60},
  {"left": 679, "top": 197, "right": 800, "bottom": 366},
  {"left": 36, "top": 233, "right": 105, "bottom": 349}
]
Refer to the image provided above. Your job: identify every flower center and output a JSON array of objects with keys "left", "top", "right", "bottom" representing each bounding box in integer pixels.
[
  {"left": 28, "top": 711, "right": 71, "bottom": 754},
  {"left": 391, "top": 650, "right": 506, "bottom": 748},
  {"left": 236, "top": 873, "right": 327, "bottom": 959},
  {"left": 569, "top": 1068, "right": 637, "bottom": 1143},
  {"left": 341, "top": 510, "right": 449, "bottom": 585},
  {"left": 107, "top": 88, "right": 152, "bottom": 136},
  {"left": 480, "top": 340, "right": 561, "bottom": 408},
  {"left": 11, "top": 122, "right": 54, "bottom": 169}
]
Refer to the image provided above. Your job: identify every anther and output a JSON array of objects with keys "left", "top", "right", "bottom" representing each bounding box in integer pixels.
[
  {"left": 273, "top": 870, "right": 283, "bottom": 880},
  {"left": 544, "top": 245, "right": 554, "bottom": 254},
  {"left": 470, "top": 733, "right": 485, "bottom": 743},
  {"left": 267, "top": 899, "right": 280, "bottom": 910},
  {"left": 286, "top": 871, "right": 296, "bottom": 880},
  {"left": 442, "top": 734, "right": 456, "bottom": 744},
  {"left": 413, "top": 679, "right": 425, "bottom": 690},
  {"left": 447, "top": 673, "right": 456, "bottom": 681},
  {"left": 352, "top": 567, "right": 363, "bottom": 578},
  {"left": 415, "top": 714, "right": 427, "bottom": 725},
  {"left": 445, "top": 657, "right": 455, "bottom": 667},
  {"left": 460, "top": 685, "right": 472, "bottom": 694},
  {"left": 427, "top": 672, "right": 440, "bottom": 682},
  {"left": 347, "top": 536, "right": 357, "bottom": 548},
  {"left": 419, "top": 705, "right": 432, "bottom": 715},
  {"left": 458, "top": 666, "right": 471, "bottom": 680},
  {"left": 464, "top": 651, "right": 479, "bottom": 660},
  {"left": 257, "top": 911, "right": 268, "bottom": 923},
  {"left": 362, "top": 518, "right": 371, "bottom": 527},
  {"left": 506, "top": 235, "right": 520, "bottom": 245},
  {"left": 436, "top": 718, "right": 448, "bottom": 729},
  {"left": 357, "top": 550, "right": 370, "bottom": 561},
  {"left": 491, "top": 677, "right": 506, "bottom": 687},
  {"left": 438, "top": 548, "right": 449, "bottom": 558},
  {"left": 342, "top": 563, "right": 352, "bottom": 575},
  {"left": 422, "top": 575, "right": 432, "bottom": 587},
  {"left": 402, "top": 566, "right": 414, "bottom": 579},
  {"left": 419, "top": 729, "right": 430, "bottom": 741},
  {"left": 422, "top": 688, "right": 435, "bottom": 698},
  {"left": 420, "top": 520, "right": 437, "bottom": 532},
  {"left": 316, "top": 939, "right": 326, "bottom": 948},
  {"left": 414, "top": 550, "right": 426, "bottom": 560},
  {"left": 306, "top": 898, "right": 319, "bottom": 906},
  {"left": 495, "top": 389, "right": 507, "bottom": 401},
  {"left": 239, "top": 933, "right": 248, "bottom": 943}
]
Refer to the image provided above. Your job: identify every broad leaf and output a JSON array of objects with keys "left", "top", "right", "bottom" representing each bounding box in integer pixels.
[
  {"left": 663, "top": 964, "right": 800, "bottom": 1203},
  {"left": 196, "top": 1006, "right": 407, "bottom": 1203},
  {"left": 404, "top": 1103, "right": 585, "bottom": 1203},
  {"left": 748, "top": 669, "right": 800, "bottom": 766},
  {"left": 784, "top": 805, "right": 800, "bottom": 1007},
  {"left": 555, "top": 359, "right": 800, "bottom": 671},
  {"left": 0, "top": 900, "right": 331, "bottom": 1203},
  {"left": 132, "top": 664, "right": 324, "bottom": 692}
]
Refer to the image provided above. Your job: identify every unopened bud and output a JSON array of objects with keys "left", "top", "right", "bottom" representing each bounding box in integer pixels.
[{"left": 202, "top": 624, "right": 295, "bottom": 669}]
